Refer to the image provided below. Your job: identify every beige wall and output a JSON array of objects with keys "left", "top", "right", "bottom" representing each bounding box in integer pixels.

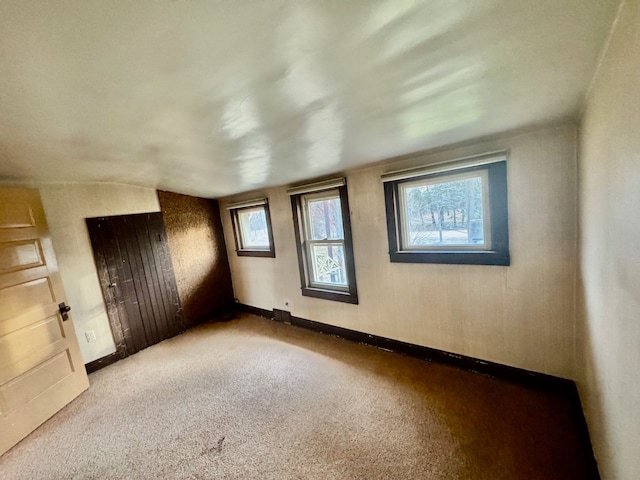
[
  {"left": 578, "top": 1, "right": 640, "bottom": 478},
  {"left": 221, "top": 125, "right": 578, "bottom": 379},
  {"left": 39, "top": 183, "right": 160, "bottom": 364}
]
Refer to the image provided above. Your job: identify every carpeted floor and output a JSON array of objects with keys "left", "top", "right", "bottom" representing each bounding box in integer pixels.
[{"left": 1, "top": 314, "right": 594, "bottom": 479}]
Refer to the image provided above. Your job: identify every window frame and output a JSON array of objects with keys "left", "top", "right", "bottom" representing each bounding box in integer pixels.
[
  {"left": 398, "top": 169, "right": 492, "bottom": 252},
  {"left": 291, "top": 184, "right": 358, "bottom": 304},
  {"left": 384, "top": 161, "right": 510, "bottom": 266},
  {"left": 229, "top": 202, "right": 275, "bottom": 258}
]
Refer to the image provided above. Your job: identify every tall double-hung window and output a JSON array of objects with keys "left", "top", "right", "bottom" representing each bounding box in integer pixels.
[{"left": 289, "top": 178, "right": 358, "bottom": 304}]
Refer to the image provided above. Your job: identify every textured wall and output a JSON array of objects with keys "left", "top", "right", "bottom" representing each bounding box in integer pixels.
[
  {"left": 158, "top": 191, "right": 234, "bottom": 329},
  {"left": 39, "top": 183, "right": 161, "bottom": 364},
  {"left": 577, "top": 1, "right": 640, "bottom": 478},
  {"left": 220, "top": 124, "right": 579, "bottom": 379}
]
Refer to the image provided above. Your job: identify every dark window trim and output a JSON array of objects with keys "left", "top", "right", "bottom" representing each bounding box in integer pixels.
[
  {"left": 384, "top": 161, "right": 510, "bottom": 266},
  {"left": 291, "top": 184, "right": 359, "bottom": 304},
  {"left": 230, "top": 202, "right": 276, "bottom": 258}
]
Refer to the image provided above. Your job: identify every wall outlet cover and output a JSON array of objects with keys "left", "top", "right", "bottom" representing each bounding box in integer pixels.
[{"left": 85, "top": 330, "right": 97, "bottom": 343}]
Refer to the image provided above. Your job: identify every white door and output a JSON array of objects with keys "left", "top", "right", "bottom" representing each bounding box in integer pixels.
[{"left": 0, "top": 188, "right": 89, "bottom": 456}]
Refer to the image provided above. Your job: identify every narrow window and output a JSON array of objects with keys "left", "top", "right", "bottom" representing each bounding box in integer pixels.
[
  {"left": 229, "top": 199, "right": 275, "bottom": 257},
  {"left": 290, "top": 180, "right": 358, "bottom": 304},
  {"left": 383, "top": 155, "right": 509, "bottom": 265}
]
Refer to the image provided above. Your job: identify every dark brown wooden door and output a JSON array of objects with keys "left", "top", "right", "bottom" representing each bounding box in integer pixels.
[{"left": 86, "top": 213, "right": 183, "bottom": 358}]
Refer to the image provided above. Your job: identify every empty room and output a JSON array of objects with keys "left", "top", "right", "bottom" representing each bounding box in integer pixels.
[{"left": 0, "top": 0, "right": 638, "bottom": 479}]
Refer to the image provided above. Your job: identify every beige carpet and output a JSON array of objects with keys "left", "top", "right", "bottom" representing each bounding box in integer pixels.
[{"left": 0, "top": 314, "right": 594, "bottom": 479}]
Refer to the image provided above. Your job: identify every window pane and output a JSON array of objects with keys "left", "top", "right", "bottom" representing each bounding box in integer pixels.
[
  {"left": 310, "top": 243, "right": 347, "bottom": 286},
  {"left": 238, "top": 207, "right": 270, "bottom": 248},
  {"left": 403, "top": 175, "right": 485, "bottom": 247},
  {"left": 306, "top": 196, "right": 344, "bottom": 240}
]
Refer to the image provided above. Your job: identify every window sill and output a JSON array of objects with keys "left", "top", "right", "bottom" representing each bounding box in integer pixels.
[
  {"left": 301, "top": 286, "right": 359, "bottom": 304},
  {"left": 237, "top": 249, "right": 275, "bottom": 258},
  {"left": 389, "top": 250, "right": 510, "bottom": 266}
]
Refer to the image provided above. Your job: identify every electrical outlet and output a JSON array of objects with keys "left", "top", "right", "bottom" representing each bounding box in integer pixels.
[{"left": 85, "top": 330, "right": 97, "bottom": 343}]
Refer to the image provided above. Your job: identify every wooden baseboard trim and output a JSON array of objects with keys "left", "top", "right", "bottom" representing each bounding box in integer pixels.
[
  {"left": 85, "top": 352, "right": 120, "bottom": 374},
  {"left": 272, "top": 307, "right": 571, "bottom": 391},
  {"left": 237, "top": 303, "right": 599, "bottom": 478},
  {"left": 194, "top": 304, "right": 237, "bottom": 325},
  {"left": 566, "top": 384, "right": 601, "bottom": 479},
  {"left": 238, "top": 304, "right": 572, "bottom": 390},
  {"left": 236, "top": 303, "right": 274, "bottom": 319}
]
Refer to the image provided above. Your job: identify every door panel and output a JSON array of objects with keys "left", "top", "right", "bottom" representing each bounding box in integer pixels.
[
  {"left": 130, "top": 217, "right": 169, "bottom": 342},
  {"left": 0, "top": 190, "right": 37, "bottom": 229},
  {"left": 119, "top": 216, "right": 161, "bottom": 346},
  {"left": 86, "top": 213, "right": 183, "bottom": 358},
  {"left": 0, "top": 239, "right": 45, "bottom": 274},
  {"left": 1, "top": 350, "right": 74, "bottom": 415},
  {"left": 89, "top": 218, "right": 136, "bottom": 355},
  {"left": 0, "top": 188, "right": 89, "bottom": 456},
  {"left": 0, "top": 278, "right": 54, "bottom": 319},
  {"left": 0, "top": 316, "right": 65, "bottom": 374}
]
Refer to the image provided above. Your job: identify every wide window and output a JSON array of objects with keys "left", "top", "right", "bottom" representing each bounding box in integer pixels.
[
  {"left": 383, "top": 155, "right": 509, "bottom": 265},
  {"left": 290, "top": 179, "right": 358, "bottom": 304},
  {"left": 228, "top": 199, "right": 275, "bottom": 257}
]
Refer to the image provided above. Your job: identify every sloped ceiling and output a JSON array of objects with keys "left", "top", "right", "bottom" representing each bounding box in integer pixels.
[{"left": 0, "top": 0, "right": 620, "bottom": 197}]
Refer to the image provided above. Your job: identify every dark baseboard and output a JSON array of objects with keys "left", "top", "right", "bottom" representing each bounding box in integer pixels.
[
  {"left": 566, "top": 383, "right": 601, "bottom": 479},
  {"left": 271, "top": 307, "right": 571, "bottom": 392},
  {"left": 236, "top": 303, "right": 274, "bottom": 319},
  {"left": 237, "top": 304, "right": 599, "bottom": 479},
  {"left": 200, "top": 304, "right": 238, "bottom": 324},
  {"left": 85, "top": 352, "right": 120, "bottom": 374}
]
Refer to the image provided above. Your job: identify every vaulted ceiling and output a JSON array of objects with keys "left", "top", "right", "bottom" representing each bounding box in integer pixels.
[{"left": 0, "top": 0, "right": 620, "bottom": 197}]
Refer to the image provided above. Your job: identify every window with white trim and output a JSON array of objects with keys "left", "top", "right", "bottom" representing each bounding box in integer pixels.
[
  {"left": 290, "top": 179, "right": 358, "bottom": 304},
  {"left": 383, "top": 155, "right": 510, "bottom": 265}
]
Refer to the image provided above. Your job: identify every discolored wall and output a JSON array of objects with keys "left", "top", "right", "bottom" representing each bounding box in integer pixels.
[{"left": 158, "top": 191, "right": 234, "bottom": 328}]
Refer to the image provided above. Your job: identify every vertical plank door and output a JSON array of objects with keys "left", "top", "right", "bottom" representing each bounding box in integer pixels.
[
  {"left": 0, "top": 188, "right": 89, "bottom": 456},
  {"left": 86, "top": 213, "right": 183, "bottom": 358}
]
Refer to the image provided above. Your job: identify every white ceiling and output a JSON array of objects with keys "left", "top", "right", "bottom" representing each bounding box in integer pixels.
[{"left": 0, "top": 0, "right": 619, "bottom": 198}]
